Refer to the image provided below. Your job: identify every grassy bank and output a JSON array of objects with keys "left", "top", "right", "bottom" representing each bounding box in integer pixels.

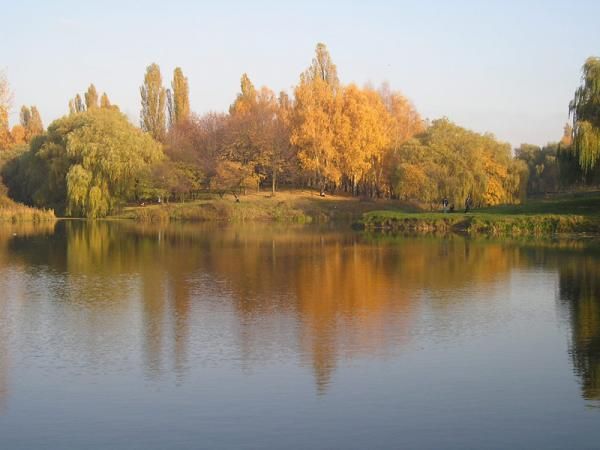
[
  {"left": 362, "top": 192, "right": 600, "bottom": 236},
  {"left": 114, "top": 190, "right": 418, "bottom": 223},
  {"left": 0, "top": 194, "right": 56, "bottom": 224}
]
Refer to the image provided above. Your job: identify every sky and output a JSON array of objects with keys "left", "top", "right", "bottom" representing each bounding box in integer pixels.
[{"left": 2, "top": 0, "right": 599, "bottom": 148}]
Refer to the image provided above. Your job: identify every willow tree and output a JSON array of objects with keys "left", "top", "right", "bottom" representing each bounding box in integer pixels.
[
  {"left": 3, "top": 108, "right": 163, "bottom": 218},
  {"left": 569, "top": 57, "right": 600, "bottom": 172},
  {"left": 140, "top": 63, "right": 167, "bottom": 142},
  {"left": 172, "top": 67, "right": 190, "bottom": 124},
  {"left": 391, "top": 119, "right": 523, "bottom": 207}
]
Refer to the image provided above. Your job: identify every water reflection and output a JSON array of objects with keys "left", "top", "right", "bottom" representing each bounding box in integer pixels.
[
  {"left": 1, "top": 222, "right": 600, "bottom": 400},
  {"left": 0, "top": 222, "right": 57, "bottom": 411},
  {"left": 558, "top": 252, "right": 600, "bottom": 401}
]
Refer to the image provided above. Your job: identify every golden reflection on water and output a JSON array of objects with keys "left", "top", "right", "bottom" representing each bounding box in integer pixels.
[{"left": 1, "top": 221, "right": 600, "bottom": 399}]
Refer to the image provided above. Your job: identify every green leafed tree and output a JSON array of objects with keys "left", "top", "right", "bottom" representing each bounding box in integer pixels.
[
  {"left": 140, "top": 63, "right": 167, "bottom": 141},
  {"left": 569, "top": 57, "right": 600, "bottom": 172},
  {"left": 3, "top": 108, "right": 163, "bottom": 218}
]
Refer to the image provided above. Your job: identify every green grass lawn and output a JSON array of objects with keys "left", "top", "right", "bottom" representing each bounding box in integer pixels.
[
  {"left": 362, "top": 191, "right": 600, "bottom": 236},
  {"left": 476, "top": 191, "right": 600, "bottom": 217}
]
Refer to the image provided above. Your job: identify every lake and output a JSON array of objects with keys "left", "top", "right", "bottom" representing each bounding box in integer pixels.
[{"left": 0, "top": 221, "right": 599, "bottom": 449}]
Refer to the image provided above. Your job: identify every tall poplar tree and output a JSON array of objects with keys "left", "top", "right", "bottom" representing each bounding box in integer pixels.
[
  {"left": 20, "top": 105, "right": 43, "bottom": 140},
  {"left": 19, "top": 106, "right": 31, "bottom": 128},
  {"left": 85, "top": 84, "right": 99, "bottom": 110},
  {"left": 0, "top": 71, "right": 11, "bottom": 149},
  {"left": 166, "top": 88, "right": 174, "bottom": 129},
  {"left": 100, "top": 93, "right": 111, "bottom": 108},
  {"left": 28, "top": 106, "right": 44, "bottom": 137},
  {"left": 305, "top": 42, "right": 339, "bottom": 90},
  {"left": 74, "top": 94, "right": 85, "bottom": 113},
  {"left": 172, "top": 67, "right": 190, "bottom": 124},
  {"left": 140, "top": 63, "right": 167, "bottom": 141}
]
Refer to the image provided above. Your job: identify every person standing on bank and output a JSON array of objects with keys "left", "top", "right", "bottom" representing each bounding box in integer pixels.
[
  {"left": 442, "top": 197, "right": 449, "bottom": 213},
  {"left": 464, "top": 194, "right": 473, "bottom": 213}
]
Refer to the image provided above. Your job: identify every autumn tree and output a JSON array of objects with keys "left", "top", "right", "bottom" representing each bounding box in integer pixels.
[
  {"left": 225, "top": 74, "right": 261, "bottom": 180},
  {"left": 30, "top": 107, "right": 43, "bottom": 136},
  {"left": 335, "top": 85, "right": 390, "bottom": 196},
  {"left": 19, "top": 106, "right": 43, "bottom": 141},
  {"left": 172, "top": 67, "right": 190, "bottom": 124},
  {"left": 10, "top": 125, "right": 26, "bottom": 146},
  {"left": 0, "top": 71, "right": 11, "bottom": 150},
  {"left": 269, "top": 91, "right": 295, "bottom": 193},
  {"left": 140, "top": 63, "right": 167, "bottom": 141},
  {"left": 19, "top": 106, "right": 31, "bottom": 129},
  {"left": 166, "top": 88, "right": 174, "bottom": 129},
  {"left": 74, "top": 94, "right": 85, "bottom": 113},
  {"left": 100, "top": 92, "right": 111, "bottom": 108},
  {"left": 210, "top": 160, "right": 259, "bottom": 197},
  {"left": 292, "top": 48, "right": 340, "bottom": 194},
  {"left": 84, "top": 84, "right": 99, "bottom": 110},
  {"left": 305, "top": 42, "right": 339, "bottom": 90}
]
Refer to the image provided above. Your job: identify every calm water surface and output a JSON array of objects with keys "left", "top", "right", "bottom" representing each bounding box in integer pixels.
[{"left": 0, "top": 221, "right": 600, "bottom": 449}]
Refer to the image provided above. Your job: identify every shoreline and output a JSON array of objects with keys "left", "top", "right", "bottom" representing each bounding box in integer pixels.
[{"left": 360, "top": 211, "right": 600, "bottom": 237}]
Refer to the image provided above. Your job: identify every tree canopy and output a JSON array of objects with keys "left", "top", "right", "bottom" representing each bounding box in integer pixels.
[
  {"left": 3, "top": 108, "right": 163, "bottom": 217},
  {"left": 569, "top": 57, "right": 600, "bottom": 172},
  {"left": 140, "top": 63, "right": 167, "bottom": 142},
  {"left": 7, "top": 43, "right": 587, "bottom": 214}
]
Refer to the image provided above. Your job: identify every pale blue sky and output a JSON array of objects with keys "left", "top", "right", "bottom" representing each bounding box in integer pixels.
[{"left": 2, "top": 0, "right": 599, "bottom": 147}]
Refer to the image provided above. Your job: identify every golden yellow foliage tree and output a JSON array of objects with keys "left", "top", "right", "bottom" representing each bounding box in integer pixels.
[
  {"left": 335, "top": 85, "right": 391, "bottom": 195},
  {"left": 292, "top": 74, "right": 339, "bottom": 193},
  {"left": 0, "top": 71, "right": 12, "bottom": 150}
]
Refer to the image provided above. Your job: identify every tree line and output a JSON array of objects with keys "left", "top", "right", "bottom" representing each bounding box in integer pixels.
[{"left": 1, "top": 45, "right": 600, "bottom": 218}]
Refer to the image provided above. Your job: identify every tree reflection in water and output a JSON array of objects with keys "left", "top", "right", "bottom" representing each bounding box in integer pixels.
[
  {"left": 558, "top": 253, "right": 600, "bottom": 401},
  {"left": 1, "top": 221, "right": 600, "bottom": 399}
]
